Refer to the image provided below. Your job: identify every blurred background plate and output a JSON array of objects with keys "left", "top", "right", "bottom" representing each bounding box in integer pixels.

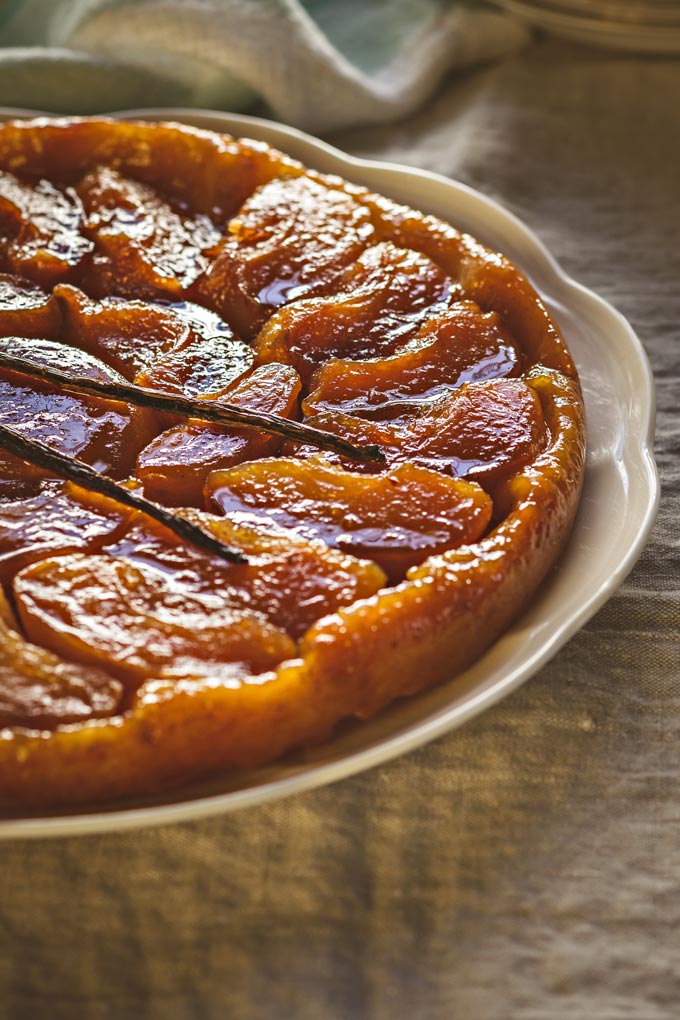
[{"left": 493, "top": 0, "right": 680, "bottom": 51}]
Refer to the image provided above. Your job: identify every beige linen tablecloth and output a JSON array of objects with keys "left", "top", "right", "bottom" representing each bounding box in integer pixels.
[{"left": 0, "top": 36, "right": 677, "bottom": 1020}]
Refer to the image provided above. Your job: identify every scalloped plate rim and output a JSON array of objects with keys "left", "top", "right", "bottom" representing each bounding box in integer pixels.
[{"left": 0, "top": 108, "right": 659, "bottom": 839}]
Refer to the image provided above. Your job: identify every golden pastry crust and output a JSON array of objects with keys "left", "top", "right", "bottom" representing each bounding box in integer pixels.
[{"left": 0, "top": 119, "right": 585, "bottom": 807}]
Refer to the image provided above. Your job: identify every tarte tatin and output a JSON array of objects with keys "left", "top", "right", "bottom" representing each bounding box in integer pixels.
[{"left": 0, "top": 118, "right": 585, "bottom": 807}]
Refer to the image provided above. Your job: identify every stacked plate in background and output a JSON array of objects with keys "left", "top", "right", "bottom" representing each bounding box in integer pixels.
[{"left": 493, "top": 0, "right": 680, "bottom": 52}]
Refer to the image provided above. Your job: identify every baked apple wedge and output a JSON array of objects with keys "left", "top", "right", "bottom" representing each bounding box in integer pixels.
[{"left": 208, "top": 457, "right": 492, "bottom": 582}]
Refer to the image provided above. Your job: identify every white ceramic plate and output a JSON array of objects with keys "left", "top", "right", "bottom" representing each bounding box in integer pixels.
[
  {"left": 494, "top": 0, "right": 680, "bottom": 52},
  {"left": 0, "top": 109, "right": 659, "bottom": 839}
]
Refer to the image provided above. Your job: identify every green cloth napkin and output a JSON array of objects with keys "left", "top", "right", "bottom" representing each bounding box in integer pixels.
[{"left": 0, "top": 0, "right": 528, "bottom": 129}]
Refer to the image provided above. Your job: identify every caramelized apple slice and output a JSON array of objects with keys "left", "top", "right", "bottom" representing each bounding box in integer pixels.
[
  {"left": 208, "top": 457, "right": 492, "bottom": 583},
  {"left": 0, "top": 171, "right": 93, "bottom": 286},
  {"left": 135, "top": 329, "right": 254, "bottom": 398},
  {"left": 0, "top": 481, "right": 131, "bottom": 585},
  {"left": 54, "top": 284, "right": 199, "bottom": 380},
  {"left": 136, "top": 363, "right": 301, "bottom": 507},
  {"left": 0, "top": 279, "right": 254, "bottom": 392},
  {"left": 303, "top": 379, "right": 548, "bottom": 488},
  {"left": 368, "top": 192, "right": 469, "bottom": 277},
  {"left": 133, "top": 297, "right": 253, "bottom": 397},
  {"left": 0, "top": 119, "right": 303, "bottom": 222},
  {"left": 368, "top": 193, "right": 578, "bottom": 377},
  {"left": 14, "top": 554, "right": 296, "bottom": 685},
  {"left": 254, "top": 241, "right": 454, "bottom": 383},
  {"left": 103, "top": 508, "right": 386, "bottom": 639},
  {"left": 0, "top": 336, "right": 156, "bottom": 488},
  {"left": 13, "top": 508, "right": 386, "bottom": 683},
  {"left": 304, "top": 302, "right": 520, "bottom": 416},
  {"left": 0, "top": 588, "right": 123, "bottom": 729},
  {"left": 77, "top": 166, "right": 222, "bottom": 299},
  {"left": 0, "top": 274, "right": 62, "bottom": 339},
  {"left": 196, "top": 175, "right": 375, "bottom": 338}
]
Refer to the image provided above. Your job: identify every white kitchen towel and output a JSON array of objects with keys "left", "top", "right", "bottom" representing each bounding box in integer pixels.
[{"left": 0, "top": 0, "right": 529, "bottom": 130}]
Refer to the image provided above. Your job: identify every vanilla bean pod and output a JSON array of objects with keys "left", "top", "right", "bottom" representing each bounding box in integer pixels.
[
  {"left": 0, "top": 351, "right": 385, "bottom": 465},
  {"left": 0, "top": 423, "right": 247, "bottom": 564}
]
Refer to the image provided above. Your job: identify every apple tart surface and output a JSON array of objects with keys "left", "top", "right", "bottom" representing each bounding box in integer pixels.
[{"left": 0, "top": 119, "right": 585, "bottom": 806}]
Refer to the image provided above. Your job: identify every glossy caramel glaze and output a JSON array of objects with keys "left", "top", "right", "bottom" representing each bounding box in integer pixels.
[
  {"left": 301, "top": 378, "right": 547, "bottom": 490},
  {"left": 304, "top": 301, "right": 520, "bottom": 416},
  {"left": 254, "top": 241, "right": 456, "bottom": 383},
  {"left": 13, "top": 509, "right": 385, "bottom": 682},
  {"left": 0, "top": 588, "right": 123, "bottom": 729},
  {"left": 0, "top": 172, "right": 92, "bottom": 286},
  {"left": 208, "top": 457, "right": 492, "bottom": 583},
  {"left": 136, "top": 362, "right": 301, "bottom": 506},
  {"left": 0, "top": 481, "right": 131, "bottom": 584},
  {"left": 0, "top": 118, "right": 585, "bottom": 807},
  {"left": 0, "top": 335, "right": 156, "bottom": 488},
  {"left": 77, "top": 166, "right": 222, "bottom": 299},
  {"left": 197, "top": 175, "right": 376, "bottom": 338}
]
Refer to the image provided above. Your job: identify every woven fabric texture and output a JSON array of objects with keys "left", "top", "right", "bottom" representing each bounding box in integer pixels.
[{"left": 0, "top": 0, "right": 528, "bottom": 130}]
